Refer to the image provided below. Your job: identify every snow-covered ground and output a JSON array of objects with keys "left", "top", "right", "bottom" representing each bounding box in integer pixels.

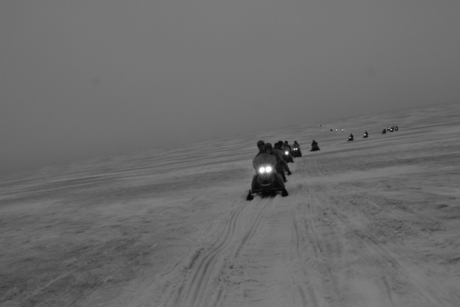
[{"left": 2, "top": 102, "right": 460, "bottom": 307}]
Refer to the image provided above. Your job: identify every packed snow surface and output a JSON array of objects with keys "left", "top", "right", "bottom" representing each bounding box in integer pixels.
[{"left": 2, "top": 103, "right": 460, "bottom": 307}]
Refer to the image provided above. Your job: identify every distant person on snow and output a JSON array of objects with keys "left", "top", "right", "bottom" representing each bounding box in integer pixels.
[{"left": 382, "top": 129, "right": 387, "bottom": 134}]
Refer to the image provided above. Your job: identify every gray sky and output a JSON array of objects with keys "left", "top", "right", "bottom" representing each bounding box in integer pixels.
[{"left": 1, "top": 0, "right": 460, "bottom": 174}]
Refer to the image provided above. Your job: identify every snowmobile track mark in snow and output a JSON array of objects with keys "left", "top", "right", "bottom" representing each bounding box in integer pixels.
[
  {"left": 181, "top": 197, "right": 273, "bottom": 307},
  {"left": 181, "top": 200, "right": 247, "bottom": 307}
]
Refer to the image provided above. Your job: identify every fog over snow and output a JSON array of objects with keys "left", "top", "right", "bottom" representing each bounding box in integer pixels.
[
  {"left": 1, "top": 1, "right": 460, "bottom": 174},
  {"left": 1, "top": 102, "right": 460, "bottom": 306}
]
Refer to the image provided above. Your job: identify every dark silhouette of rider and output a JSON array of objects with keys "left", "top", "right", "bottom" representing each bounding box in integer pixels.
[
  {"left": 264, "top": 143, "right": 288, "bottom": 192},
  {"left": 273, "top": 142, "right": 292, "bottom": 182},
  {"left": 254, "top": 140, "right": 265, "bottom": 158}
]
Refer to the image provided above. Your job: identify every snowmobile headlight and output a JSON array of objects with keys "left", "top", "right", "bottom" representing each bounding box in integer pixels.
[
  {"left": 285, "top": 151, "right": 289, "bottom": 155},
  {"left": 258, "top": 166, "right": 273, "bottom": 174}
]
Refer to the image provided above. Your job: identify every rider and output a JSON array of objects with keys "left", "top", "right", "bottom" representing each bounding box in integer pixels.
[
  {"left": 273, "top": 142, "right": 292, "bottom": 182},
  {"left": 283, "top": 141, "right": 292, "bottom": 151},
  {"left": 253, "top": 140, "right": 265, "bottom": 162},
  {"left": 292, "top": 140, "right": 302, "bottom": 157},
  {"left": 282, "top": 141, "right": 294, "bottom": 163},
  {"left": 264, "top": 143, "right": 288, "bottom": 194}
]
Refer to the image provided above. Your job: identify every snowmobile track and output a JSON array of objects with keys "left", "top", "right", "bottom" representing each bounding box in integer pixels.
[{"left": 180, "top": 197, "right": 273, "bottom": 307}]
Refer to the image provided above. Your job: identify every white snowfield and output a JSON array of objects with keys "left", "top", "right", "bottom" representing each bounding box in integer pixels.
[{"left": 1, "top": 102, "right": 460, "bottom": 307}]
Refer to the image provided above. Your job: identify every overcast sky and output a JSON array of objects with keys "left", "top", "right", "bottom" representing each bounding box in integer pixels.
[{"left": 1, "top": 0, "right": 460, "bottom": 174}]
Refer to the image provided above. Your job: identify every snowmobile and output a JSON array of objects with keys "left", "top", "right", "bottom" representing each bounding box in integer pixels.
[
  {"left": 382, "top": 129, "right": 387, "bottom": 134},
  {"left": 291, "top": 145, "right": 302, "bottom": 157},
  {"left": 395, "top": 126, "right": 399, "bottom": 131},
  {"left": 282, "top": 148, "right": 294, "bottom": 163},
  {"left": 348, "top": 134, "right": 354, "bottom": 141},
  {"left": 310, "top": 141, "right": 320, "bottom": 152},
  {"left": 363, "top": 131, "right": 369, "bottom": 138},
  {"left": 247, "top": 153, "right": 288, "bottom": 200}
]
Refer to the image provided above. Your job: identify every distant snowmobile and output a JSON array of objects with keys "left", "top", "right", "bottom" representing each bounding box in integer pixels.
[
  {"left": 247, "top": 153, "right": 288, "bottom": 200},
  {"left": 395, "top": 126, "right": 399, "bottom": 131},
  {"left": 382, "top": 129, "right": 387, "bottom": 134},
  {"left": 281, "top": 143, "right": 294, "bottom": 163},
  {"left": 363, "top": 131, "right": 369, "bottom": 138},
  {"left": 291, "top": 142, "right": 302, "bottom": 157},
  {"left": 348, "top": 134, "right": 354, "bottom": 141},
  {"left": 310, "top": 140, "right": 320, "bottom": 152}
]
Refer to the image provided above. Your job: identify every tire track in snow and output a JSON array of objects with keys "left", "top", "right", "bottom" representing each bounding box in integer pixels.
[{"left": 180, "top": 197, "right": 273, "bottom": 307}]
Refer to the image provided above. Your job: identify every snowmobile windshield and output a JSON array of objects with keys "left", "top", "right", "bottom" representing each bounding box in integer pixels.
[{"left": 253, "top": 153, "right": 277, "bottom": 170}]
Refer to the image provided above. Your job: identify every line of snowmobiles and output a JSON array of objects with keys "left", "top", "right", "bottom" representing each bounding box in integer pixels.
[
  {"left": 246, "top": 139, "right": 322, "bottom": 200},
  {"left": 382, "top": 125, "right": 398, "bottom": 134}
]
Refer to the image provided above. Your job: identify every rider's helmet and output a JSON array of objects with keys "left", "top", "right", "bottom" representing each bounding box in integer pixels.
[{"left": 257, "top": 140, "right": 265, "bottom": 147}]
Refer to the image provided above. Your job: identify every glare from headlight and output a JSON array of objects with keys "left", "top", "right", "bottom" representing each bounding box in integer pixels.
[
  {"left": 258, "top": 166, "right": 273, "bottom": 174},
  {"left": 285, "top": 151, "right": 289, "bottom": 155}
]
